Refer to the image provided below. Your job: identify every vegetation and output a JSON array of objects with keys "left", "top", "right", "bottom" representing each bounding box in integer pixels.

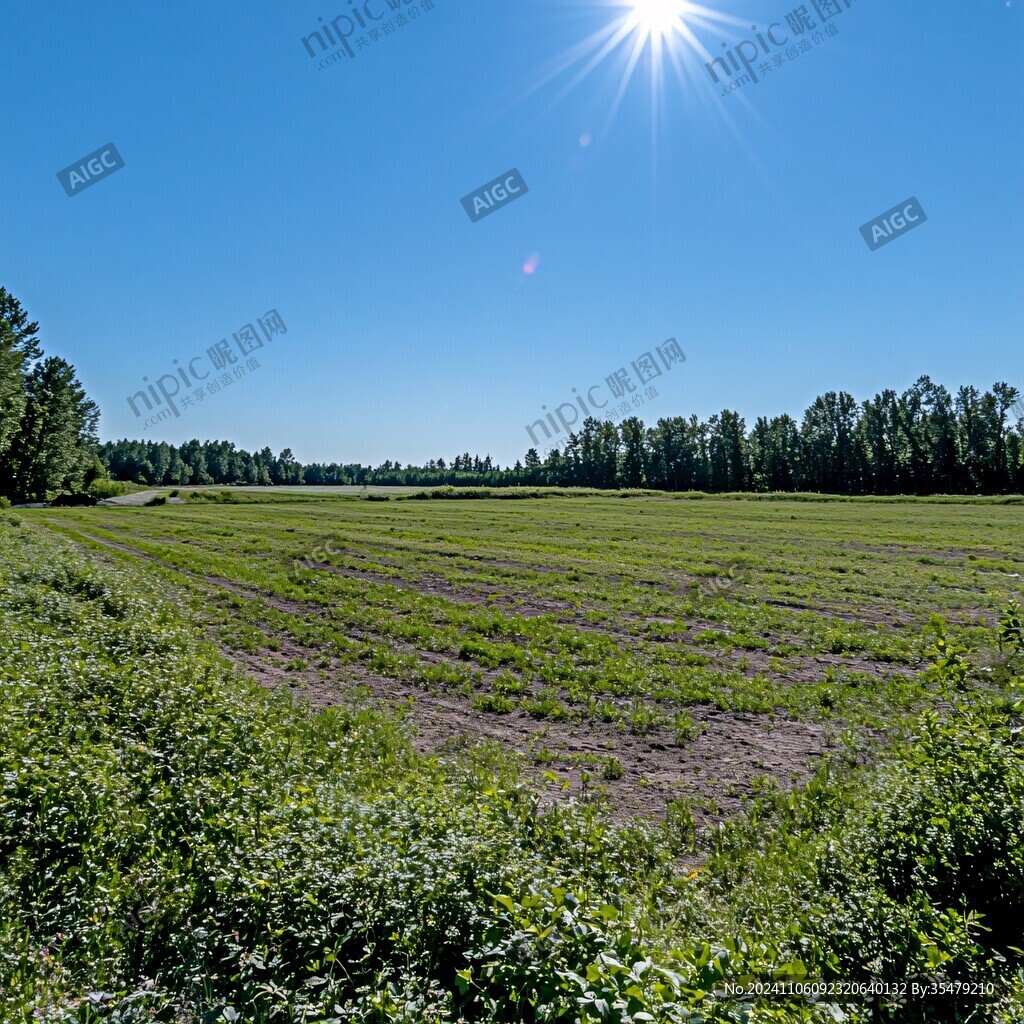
[
  {"left": 0, "top": 290, "right": 100, "bottom": 501},
  {"left": 4, "top": 500, "right": 1024, "bottom": 1022},
  {"left": 5, "top": 288, "right": 1024, "bottom": 1021},
  {"left": 2, "top": 288, "right": 1022, "bottom": 498},
  {"left": 33, "top": 491, "right": 1024, "bottom": 735}
]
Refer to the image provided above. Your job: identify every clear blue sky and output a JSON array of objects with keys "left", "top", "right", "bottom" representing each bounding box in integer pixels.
[{"left": 2, "top": 0, "right": 1021, "bottom": 467}]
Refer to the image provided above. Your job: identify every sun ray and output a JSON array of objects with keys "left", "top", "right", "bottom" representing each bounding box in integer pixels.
[{"left": 493, "top": 0, "right": 772, "bottom": 191}]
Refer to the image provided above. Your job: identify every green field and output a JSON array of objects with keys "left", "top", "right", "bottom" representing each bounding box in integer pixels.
[
  {"left": 3, "top": 492, "right": 1024, "bottom": 1022},
  {"left": 26, "top": 491, "right": 1024, "bottom": 818}
]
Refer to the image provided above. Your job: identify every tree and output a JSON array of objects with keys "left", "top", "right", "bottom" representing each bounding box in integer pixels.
[
  {"left": 0, "top": 288, "right": 42, "bottom": 361},
  {"left": 859, "top": 390, "right": 901, "bottom": 494},
  {"left": 747, "top": 414, "right": 799, "bottom": 492},
  {"left": 82, "top": 366, "right": 1024, "bottom": 498},
  {"left": 167, "top": 449, "right": 190, "bottom": 485},
  {"left": 708, "top": 409, "right": 747, "bottom": 491},
  {"left": 0, "top": 291, "right": 42, "bottom": 486},
  {"left": 619, "top": 417, "right": 646, "bottom": 488},
  {"left": 0, "top": 319, "right": 27, "bottom": 467},
  {"left": 8, "top": 357, "right": 99, "bottom": 499},
  {"left": 150, "top": 442, "right": 172, "bottom": 485},
  {"left": 180, "top": 440, "right": 213, "bottom": 485},
  {"left": 992, "top": 382, "right": 1021, "bottom": 492},
  {"left": 801, "top": 391, "right": 858, "bottom": 493}
]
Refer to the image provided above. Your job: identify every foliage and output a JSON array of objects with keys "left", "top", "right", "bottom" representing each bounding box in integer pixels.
[
  {"left": 0, "top": 522, "right": 691, "bottom": 1022},
  {"left": 29, "top": 492, "right": 1022, "bottom": 739},
  {"left": 0, "top": 291, "right": 99, "bottom": 501},
  {"left": 87, "top": 478, "right": 141, "bottom": 499},
  {"left": 4, "top": 505, "right": 1024, "bottom": 1022}
]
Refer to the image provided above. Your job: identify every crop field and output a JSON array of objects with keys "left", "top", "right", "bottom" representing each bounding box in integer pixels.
[
  {"left": 4, "top": 491, "right": 1024, "bottom": 1022},
  {"left": 29, "top": 491, "right": 1024, "bottom": 821}
]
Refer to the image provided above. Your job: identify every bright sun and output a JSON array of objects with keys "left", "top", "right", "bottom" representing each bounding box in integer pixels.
[
  {"left": 519, "top": 0, "right": 738, "bottom": 139},
  {"left": 626, "top": 0, "right": 687, "bottom": 39}
]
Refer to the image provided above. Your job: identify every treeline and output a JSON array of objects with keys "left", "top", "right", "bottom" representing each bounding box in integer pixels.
[
  {"left": 101, "top": 440, "right": 322, "bottom": 488},
  {"left": 530, "top": 377, "right": 1024, "bottom": 494},
  {"left": 99, "top": 376, "right": 1024, "bottom": 496},
  {"left": 4, "top": 288, "right": 1024, "bottom": 498},
  {"left": 0, "top": 290, "right": 100, "bottom": 501},
  {"left": 97, "top": 440, "right": 507, "bottom": 488}
]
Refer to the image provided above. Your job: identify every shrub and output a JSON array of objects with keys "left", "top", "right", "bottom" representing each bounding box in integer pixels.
[
  {"left": 629, "top": 700, "right": 660, "bottom": 735},
  {"left": 473, "top": 693, "right": 516, "bottom": 714},
  {"left": 0, "top": 526, "right": 685, "bottom": 1020},
  {"left": 188, "top": 489, "right": 238, "bottom": 503},
  {"left": 87, "top": 478, "right": 136, "bottom": 499},
  {"left": 673, "top": 709, "right": 700, "bottom": 745}
]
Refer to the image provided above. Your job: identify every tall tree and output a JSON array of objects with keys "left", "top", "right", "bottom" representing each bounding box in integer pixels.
[
  {"left": 0, "top": 320, "right": 27, "bottom": 466},
  {"left": 619, "top": 417, "right": 646, "bottom": 488},
  {"left": 8, "top": 357, "right": 99, "bottom": 499},
  {"left": 0, "top": 288, "right": 42, "bottom": 361}
]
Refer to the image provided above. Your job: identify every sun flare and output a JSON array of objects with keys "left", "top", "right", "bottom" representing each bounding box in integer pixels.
[
  {"left": 518, "top": 1, "right": 742, "bottom": 143},
  {"left": 626, "top": 0, "right": 687, "bottom": 40}
]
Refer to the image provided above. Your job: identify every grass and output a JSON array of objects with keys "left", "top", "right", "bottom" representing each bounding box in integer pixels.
[
  {"left": 5, "top": 494, "right": 1024, "bottom": 1021},
  {"left": 28, "top": 492, "right": 1024, "bottom": 736}
]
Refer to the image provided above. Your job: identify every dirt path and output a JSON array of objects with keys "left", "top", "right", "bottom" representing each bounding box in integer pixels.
[{"left": 100, "top": 490, "right": 185, "bottom": 506}]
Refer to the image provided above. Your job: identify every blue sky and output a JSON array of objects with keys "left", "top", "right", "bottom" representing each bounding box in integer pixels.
[{"left": 1, "top": 0, "right": 1021, "bottom": 467}]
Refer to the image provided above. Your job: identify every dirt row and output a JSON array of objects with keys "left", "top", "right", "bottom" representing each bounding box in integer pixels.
[{"left": 67, "top": 526, "right": 838, "bottom": 829}]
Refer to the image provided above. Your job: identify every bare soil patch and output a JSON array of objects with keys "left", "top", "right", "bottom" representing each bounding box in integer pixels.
[{"left": 210, "top": 635, "right": 832, "bottom": 829}]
